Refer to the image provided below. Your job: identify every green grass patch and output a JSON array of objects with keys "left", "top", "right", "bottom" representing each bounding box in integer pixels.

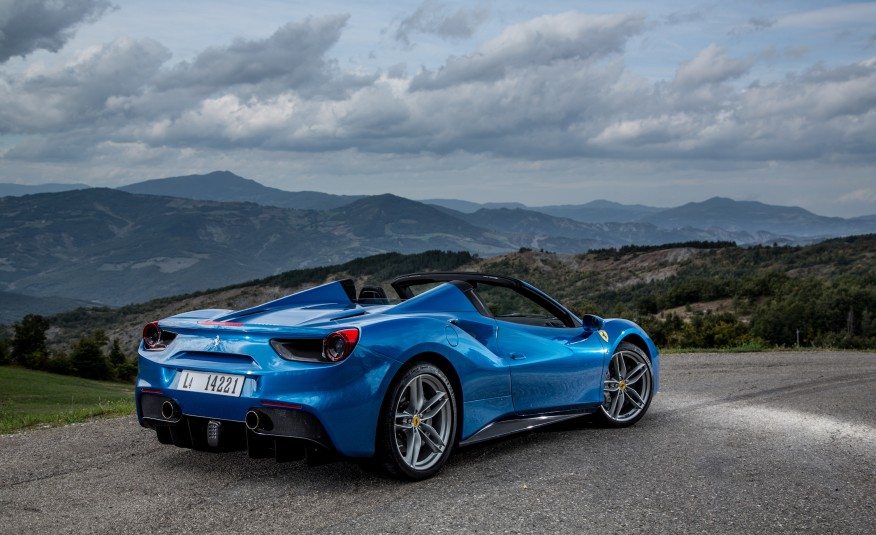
[{"left": 0, "top": 366, "right": 134, "bottom": 434}]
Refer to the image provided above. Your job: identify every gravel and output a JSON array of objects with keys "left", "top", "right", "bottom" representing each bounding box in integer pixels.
[{"left": 1, "top": 351, "right": 874, "bottom": 534}]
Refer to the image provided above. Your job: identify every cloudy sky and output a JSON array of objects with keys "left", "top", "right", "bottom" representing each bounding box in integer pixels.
[{"left": 0, "top": 0, "right": 874, "bottom": 215}]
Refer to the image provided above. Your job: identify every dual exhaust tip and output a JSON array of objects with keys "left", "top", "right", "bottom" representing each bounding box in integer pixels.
[
  {"left": 245, "top": 410, "right": 273, "bottom": 432},
  {"left": 161, "top": 400, "right": 271, "bottom": 432}
]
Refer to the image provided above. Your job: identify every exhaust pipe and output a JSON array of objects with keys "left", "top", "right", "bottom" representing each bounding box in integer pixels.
[
  {"left": 245, "top": 410, "right": 272, "bottom": 432},
  {"left": 245, "top": 410, "right": 259, "bottom": 430},
  {"left": 161, "top": 400, "right": 180, "bottom": 421}
]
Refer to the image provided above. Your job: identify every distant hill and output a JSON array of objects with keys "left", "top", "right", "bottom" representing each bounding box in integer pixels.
[
  {"left": 0, "top": 189, "right": 511, "bottom": 307},
  {"left": 117, "top": 171, "right": 874, "bottom": 237},
  {"left": 0, "top": 291, "right": 98, "bottom": 324},
  {"left": 428, "top": 195, "right": 875, "bottom": 236},
  {"left": 851, "top": 214, "right": 876, "bottom": 224},
  {"left": 423, "top": 199, "right": 528, "bottom": 213},
  {"left": 456, "top": 207, "right": 776, "bottom": 250},
  {"left": 0, "top": 182, "right": 89, "bottom": 196},
  {"left": 2, "top": 174, "right": 873, "bottom": 317},
  {"left": 425, "top": 198, "right": 660, "bottom": 221},
  {"left": 534, "top": 200, "right": 662, "bottom": 223},
  {"left": 330, "top": 194, "right": 494, "bottom": 239},
  {"left": 640, "top": 197, "right": 874, "bottom": 236},
  {"left": 118, "top": 170, "right": 364, "bottom": 210}
]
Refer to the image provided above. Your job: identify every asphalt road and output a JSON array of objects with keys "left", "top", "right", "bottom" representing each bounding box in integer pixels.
[{"left": 1, "top": 351, "right": 874, "bottom": 534}]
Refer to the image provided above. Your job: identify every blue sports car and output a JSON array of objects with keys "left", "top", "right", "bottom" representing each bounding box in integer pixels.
[{"left": 136, "top": 272, "right": 659, "bottom": 479}]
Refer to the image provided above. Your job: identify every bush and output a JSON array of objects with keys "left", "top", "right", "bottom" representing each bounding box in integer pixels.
[
  {"left": 108, "top": 338, "right": 137, "bottom": 381},
  {"left": 44, "top": 351, "right": 75, "bottom": 376},
  {"left": 70, "top": 330, "right": 112, "bottom": 380},
  {"left": 12, "top": 314, "right": 49, "bottom": 368},
  {"left": 0, "top": 337, "right": 9, "bottom": 365}
]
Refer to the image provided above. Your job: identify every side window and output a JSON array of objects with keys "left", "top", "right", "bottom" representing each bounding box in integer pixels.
[{"left": 475, "top": 284, "right": 565, "bottom": 327}]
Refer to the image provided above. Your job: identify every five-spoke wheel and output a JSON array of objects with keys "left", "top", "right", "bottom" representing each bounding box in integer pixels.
[
  {"left": 377, "top": 363, "right": 457, "bottom": 479},
  {"left": 597, "top": 342, "right": 653, "bottom": 426}
]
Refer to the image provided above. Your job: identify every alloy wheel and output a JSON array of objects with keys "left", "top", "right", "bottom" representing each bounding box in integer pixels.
[
  {"left": 601, "top": 349, "right": 652, "bottom": 423},
  {"left": 394, "top": 373, "right": 453, "bottom": 471}
]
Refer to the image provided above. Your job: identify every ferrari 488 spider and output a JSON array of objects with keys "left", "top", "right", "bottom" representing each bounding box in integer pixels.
[{"left": 136, "top": 273, "right": 659, "bottom": 479}]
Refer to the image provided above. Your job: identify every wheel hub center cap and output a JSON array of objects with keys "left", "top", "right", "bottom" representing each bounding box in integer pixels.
[
  {"left": 618, "top": 380, "right": 627, "bottom": 391},
  {"left": 412, "top": 414, "right": 422, "bottom": 428}
]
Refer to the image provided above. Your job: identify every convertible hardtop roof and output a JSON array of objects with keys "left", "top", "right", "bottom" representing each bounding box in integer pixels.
[
  {"left": 391, "top": 272, "right": 524, "bottom": 289},
  {"left": 390, "top": 272, "right": 582, "bottom": 328}
]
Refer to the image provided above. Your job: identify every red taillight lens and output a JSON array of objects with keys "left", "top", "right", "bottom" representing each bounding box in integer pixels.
[
  {"left": 142, "top": 321, "right": 176, "bottom": 351},
  {"left": 322, "top": 328, "right": 359, "bottom": 362}
]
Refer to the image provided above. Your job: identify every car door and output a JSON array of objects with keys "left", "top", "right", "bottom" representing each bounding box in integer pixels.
[{"left": 475, "top": 284, "right": 607, "bottom": 413}]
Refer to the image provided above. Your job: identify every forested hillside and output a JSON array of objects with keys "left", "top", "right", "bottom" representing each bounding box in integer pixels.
[
  {"left": 482, "top": 236, "right": 874, "bottom": 350},
  {"left": 0, "top": 237, "right": 872, "bottom": 382}
]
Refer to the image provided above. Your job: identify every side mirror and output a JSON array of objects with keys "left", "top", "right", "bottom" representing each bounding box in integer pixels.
[{"left": 581, "top": 314, "right": 604, "bottom": 330}]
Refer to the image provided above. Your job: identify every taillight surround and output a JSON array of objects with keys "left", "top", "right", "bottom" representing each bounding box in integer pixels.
[
  {"left": 271, "top": 328, "right": 360, "bottom": 363},
  {"left": 142, "top": 321, "right": 177, "bottom": 351},
  {"left": 322, "top": 328, "right": 360, "bottom": 362}
]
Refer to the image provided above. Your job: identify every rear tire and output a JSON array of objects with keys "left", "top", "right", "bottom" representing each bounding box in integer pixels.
[
  {"left": 594, "top": 342, "right": 654, "bottom": 427},
  {"left": 375, "top": 363, "right": 457, "bottom": 480}
]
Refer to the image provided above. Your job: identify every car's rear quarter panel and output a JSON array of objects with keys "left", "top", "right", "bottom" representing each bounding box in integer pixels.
[{"left": 358, "top": 313, "right": 515, "bottom": 441}]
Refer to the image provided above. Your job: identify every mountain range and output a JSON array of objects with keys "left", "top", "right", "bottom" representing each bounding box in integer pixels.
[
  {"left": 0, "top": 182, "right": 89, "bottom": 196},
  {"left": 4, "top": 171, "right": 872, "bottom": 234},
  {"left": 0, "top": 189, "right": 510, "bottom": 307},
  {"left": 0, "top": 171, "right": 873, "bottom": 319},
  {"left": 118, "top": 170, "right": 365, "bottom": 210},
  {"left": 425, "top": 198, "right": 662, "bottom": 223}
]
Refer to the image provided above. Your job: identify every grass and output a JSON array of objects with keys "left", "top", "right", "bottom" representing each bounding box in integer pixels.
[{"left": 0, "top": 366, "right": 135, "bottom": 434}]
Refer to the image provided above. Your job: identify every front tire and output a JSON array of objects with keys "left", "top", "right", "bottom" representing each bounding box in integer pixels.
[
  {"left": 375, "top": 363, "right": 457, "bottom": 480},
  {"left": 595, "top": 342, "right": 654, "bottom": 427}
]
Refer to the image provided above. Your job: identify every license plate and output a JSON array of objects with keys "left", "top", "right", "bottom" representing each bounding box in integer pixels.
[{"left": 176, "top": 370, "right": 244, "bottom": 397}]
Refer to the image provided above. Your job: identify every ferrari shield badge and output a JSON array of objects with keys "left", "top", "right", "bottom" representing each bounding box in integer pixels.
[{"left": 598, "top": 330, "right": 609, "bottom": 342}]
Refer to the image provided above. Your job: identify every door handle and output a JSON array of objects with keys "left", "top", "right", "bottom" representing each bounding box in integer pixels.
[{"left": 510, "top": 352, "right": 526, "bottom": 360}]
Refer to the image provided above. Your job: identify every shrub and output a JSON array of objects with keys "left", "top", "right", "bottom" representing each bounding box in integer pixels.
[
  {"left": 0, "top": 337, "right": 9, "bottom": 365},
  {"left": 12, "top": 314, "right": 49, "bottom": 368},
  {"left": 70, "top": 330, "right": 112, "bottom": 380},
  {"left": 108, "top": 338, "right": 137, "bottom": 381},
  {"left": 45, "top": 351, "right": 75, "bottom": 376}
]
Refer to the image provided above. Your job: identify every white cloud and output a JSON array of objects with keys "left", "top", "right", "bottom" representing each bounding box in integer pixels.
[
  {"left": 158, "top": 15, "right": 350, "bottom": 92},
  {"left": 673, "top": 44, "right": 753, "bottom": 88},
  {"left": 0, "top": 9, "right": 875, "bottom": 214},
  {"left": 394, "top": 1, "right": 489, "bottom": 46},
  {"left": 409, "top": 11, "right": 645, "bottom": 91},
  {"left": 0, "top": 0, "right": 113, "bottom": 62},
  {"left": 777, "top": 3, "right": 876, "bottom": 28},
  {"left": 0, "top": 37, "right": 170, "bottom": 133}
]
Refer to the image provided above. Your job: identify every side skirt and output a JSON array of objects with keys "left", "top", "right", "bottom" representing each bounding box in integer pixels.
[{"left": 459, "top": 408, "right": 596, "bottom": 447}]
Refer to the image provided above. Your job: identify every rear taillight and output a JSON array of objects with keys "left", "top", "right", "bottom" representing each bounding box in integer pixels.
[
  {"left": 142, "top": 321, "right": 176, "bottom": 351},
  {"left": 323, "top": 328, "right": 359, "bottom": 362},
  {"left": 270, "top": 328, "right": 359, "bottom": 363}
]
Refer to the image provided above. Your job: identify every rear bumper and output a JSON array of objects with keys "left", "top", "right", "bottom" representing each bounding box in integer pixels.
[
  {"left": 135, "top": 344, "right": 401, "bottom": 458},
  {"left": 140, "top": 392, "right": 335, "bottom": 462}
]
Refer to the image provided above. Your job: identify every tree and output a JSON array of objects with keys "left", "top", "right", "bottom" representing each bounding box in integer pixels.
[
  {"left": 12, "top": 314, "right": 49, "bottom": 368},
  {"left": 108, "top": 338, "right": 136, "bottom": 381},
  {"left": 0, "top": 337, "right": 9, "bottom": 365},
  {"left": 70, "top": 331, "right": 112, "bottom": 380},
  {"left": 45, "top": 350, "right": 74, "bottom": 376}
]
